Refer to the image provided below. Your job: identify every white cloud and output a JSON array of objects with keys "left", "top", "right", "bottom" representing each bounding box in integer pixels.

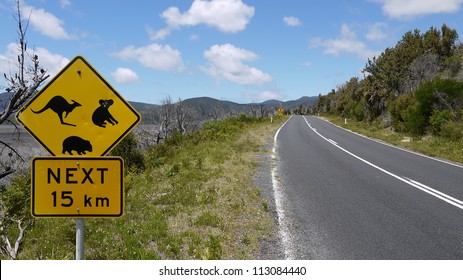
[
  {"left": 111, "top": 67, "right": 140, "bottom": 84},
  {"left": 283, "top": 16, "right": 301, "bottom": 27},
  {"left": 0, "top": 50, "right": 14, "bottom": 76},
  {"left": 202, "top": 44, "right": 272, "bottom": 85},
  {"left": 366, "top": 22, "right": 388, "bottom": 41},
  {"left": 112, "top": 44, "right": 185, "bottom": 73},
  {"left": 60, "top": 0, "right": 71, "bottom": 9},
  {"left": 0, "top": 43, "right": 69, "bottom": 78},
  {"left": 34, "top": 47, "right": 70, "bottom": 77},
  {"left": 21, "top": 4, "right": 73, "bottom": 40},
  {"left": 256, "top": 91, "right": 281, "bottom": 100},
  {"left": 146, "top": 25, "right": 172, "bottom": 41},
  {"left": 372, "top": 0, "right": 463, "bottom": 19},
  {"left": 243, "top": 90, "right": 282, "bottom": 102},
  {"left": 150, "top": 0, "right": 254, "bottom": 40},
  {"left": 309, "top": 24, "right": 379, "bottom": 60}
]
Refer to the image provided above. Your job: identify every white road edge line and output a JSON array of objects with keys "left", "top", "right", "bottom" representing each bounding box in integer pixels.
[
  {"left": 303, "top": 116, "right": 463, "bottom": 211},
  {"left": 272, "top": 116, "right": 295, "bottom": 259},
  {"left": 315, "top": 116, "right": 463, "bottom": 169}
]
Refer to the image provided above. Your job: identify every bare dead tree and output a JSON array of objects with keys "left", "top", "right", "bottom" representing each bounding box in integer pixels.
[
  {"left": 209, "top": 100, "right": 224, "bottom": 120},
  {"left": 0, "top": 216, "right": 30, "bottom": 259},
  {"left": 174, "top": 98, "right": 193, "bottom": 135},
  {"left": 199, "top": 103, "right": 207, "bottom": 118},
  {"left": 156, "top": 96, "right": 175, "bottom": 143},
  {"left": 249, "top": 105, "right": 258, "bottom": 118},
  {"left": 401, "top": 53, "right": 442, "bottom": 94},
  {"left": 1, "top": 0, "right": 49, "bottom": 179},
  {"left": 433, "top": 90, "right": 462, "bottom": 116},
  {"left": 258, "top": 104, "right": 271, "bottom": 118},
  {"left": 249, "top": 104, "right": 270, "bottom": 118},
  {"left": 199, "top": 100, "right": 226, "bottom": 121},
  {"left": 0, "top": 0, "right": 48, "bottom": 259},
  {"left": 2, "top": 1, "right": 49, "bottom": 123}
]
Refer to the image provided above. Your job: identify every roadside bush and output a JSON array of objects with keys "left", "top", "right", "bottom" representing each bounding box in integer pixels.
[
  {"left": 445, "top": 54, "right": 463, "bottom": 77},
  {"left": 440, "top": 121, "right": 463, "bottom": 140},
  {"left": 405, "top": 105, "right": 427, "bottom": 136},
  {"left": 405, "top": 78, "right": 463, "bottom": 135},
  {"left": 110, "top": 133, "right": 145, "bottom": 173},
  {"left": 1, "top": 170, "right": 31, "bottom": 220},
  {"left": 389, "top": 94, "right": 414, "bottom": 132},
  {"left": 0, "top": 170, "right": 32, "bottom": 260},
  {"left": 429, "top": 109, "right": 452, "bottom": 135},
  {"left": 409, "top": 81, "right": 436, "bottom": 134},
  {"left": 351, "top": 100, "right": 365, "bottom": 121}
]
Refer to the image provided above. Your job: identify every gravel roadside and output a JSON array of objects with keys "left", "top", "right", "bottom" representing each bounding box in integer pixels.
[{"left": 253, "top": 137, "right": 286, "bottom": 259}]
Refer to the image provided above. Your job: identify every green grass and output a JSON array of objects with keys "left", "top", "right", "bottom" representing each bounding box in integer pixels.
[
  {"left": 2, "top": 115, "right": 288, "bottom": 260},
  {"left": 324, "top": 115, "right": 463, "bottom": 164}
]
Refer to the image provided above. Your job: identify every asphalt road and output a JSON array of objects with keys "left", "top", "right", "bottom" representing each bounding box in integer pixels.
[{"left": 274, "top": 115, "right": 463, "bottom": 259}]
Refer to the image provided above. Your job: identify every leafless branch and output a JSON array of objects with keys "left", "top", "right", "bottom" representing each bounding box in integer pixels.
[
  {"left": 174, "top": 98, "right": 193, "bottom": 135},
  {"left": 1, "top": 0, "right": 49, "bottom": 125},
  {"left": 0, "top": 217, "right": 30, "bottom": 259}
]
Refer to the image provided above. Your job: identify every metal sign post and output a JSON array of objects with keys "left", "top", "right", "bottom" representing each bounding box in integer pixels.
[{"left": 76, "top": 218, "right": 84, "bottom": 260}]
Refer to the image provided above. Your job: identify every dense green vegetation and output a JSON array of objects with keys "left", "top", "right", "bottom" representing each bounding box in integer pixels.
[
  {"left": 325, "top": 115, "right": 463, "bottom": 164},
  {"left": 0, "top": 115, "right": 287, "bottom": 259},
  {"left": 314, "top": 24, "right": 463, "bottom": 141}
]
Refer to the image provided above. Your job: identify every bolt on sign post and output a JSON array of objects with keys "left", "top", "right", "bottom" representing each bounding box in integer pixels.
[{"left": 16, "top": 56, "right": 141, "bottom": 260}]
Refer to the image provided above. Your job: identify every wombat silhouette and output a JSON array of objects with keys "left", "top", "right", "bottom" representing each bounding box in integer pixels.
[
  {"left": 92, "top": 99, "right": 118, "bottom": 128},
  {"left": 31, "top": 95, "right": 81, "bottom": 127},
  {"left": 62, "top": 136, "right": 92, "bottom": 155}
]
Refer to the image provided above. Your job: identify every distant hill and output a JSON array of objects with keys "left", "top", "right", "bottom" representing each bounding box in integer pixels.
[
  {"left": 0, "top": 91, "right": 318, "bottom": 124},
  {"left": 0, "top": 91, "right": 20, "bottom": 123},
  {"left": 129, "top": 101, "right": 159, "bottom": 114},
  {"left": 183, "top": 97, "right": 247, "bottom": 111},
  {"left": 183, "top": 97, "right": 249, "bottom": 119},
  {"left": 260, "top": 96, "right": 317, "bottom": 107},
  {"left": 130, "top": 96, "right": 318, "bottom": 124},
  {"left": 282, "top": 96, "right": 318, "bottom": 109},
  {"left": 0, "top": 91, "right": 13, "bottom": 101}
]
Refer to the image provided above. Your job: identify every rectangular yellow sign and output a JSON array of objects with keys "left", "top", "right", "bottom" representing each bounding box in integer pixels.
[{"left": 31, "top": 157, "right": 124, "bottom": 218}]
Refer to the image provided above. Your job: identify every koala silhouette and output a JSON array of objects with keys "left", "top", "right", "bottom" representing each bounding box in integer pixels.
[{"left": 92, "top": 99, "right": 118, "bottom": 128}]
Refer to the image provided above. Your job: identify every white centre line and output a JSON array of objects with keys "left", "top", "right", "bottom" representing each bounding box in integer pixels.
[
  {"left": 403, "top": 178, "right": 463, "bottom": 210},
  {"left": 303, "top": 116, "right": 463, "bottom": 211}
]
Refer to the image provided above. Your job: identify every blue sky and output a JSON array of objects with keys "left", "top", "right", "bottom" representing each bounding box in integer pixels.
[{"left": 1, "top": 0, "right": 462, "bottom": 104}]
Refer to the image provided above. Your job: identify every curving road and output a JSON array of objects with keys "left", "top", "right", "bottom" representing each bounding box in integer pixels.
[{"left": 274, "top": 115, "right": 463, "bottom": 259}]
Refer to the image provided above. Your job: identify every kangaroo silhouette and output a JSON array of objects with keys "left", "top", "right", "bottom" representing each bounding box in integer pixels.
[
  {"left": 92, "top": 99, "right": 118, "bottom": 128},
  {"left": 31, "top": 95, "right": 81, "bottom": 127}
]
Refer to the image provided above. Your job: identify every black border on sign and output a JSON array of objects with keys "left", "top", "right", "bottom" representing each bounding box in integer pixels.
[
  {"left": 15, "top": 55, "right": 141, "bottom": 156},
  {"left": 31, "top": 156, "right": 124, "bottom": 218}
]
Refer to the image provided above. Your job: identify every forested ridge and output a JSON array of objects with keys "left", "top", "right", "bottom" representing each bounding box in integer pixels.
[{"left": 314, "top": 24, "right": 463, "bottom": 139}]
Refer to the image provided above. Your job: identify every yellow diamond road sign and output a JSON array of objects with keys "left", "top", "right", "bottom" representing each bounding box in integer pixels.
[{"left": 16, "top": 56, "right": 141, "bottom": 156}]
